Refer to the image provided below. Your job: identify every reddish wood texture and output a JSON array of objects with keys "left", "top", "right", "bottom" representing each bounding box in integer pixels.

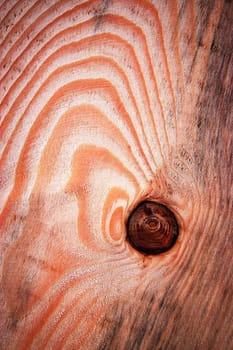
[
  {"left": 0, "top": 1, "right": 232, "bottom": 349},
  {"left": 127, "top": 201, "right": 179, "bottom": 255}
]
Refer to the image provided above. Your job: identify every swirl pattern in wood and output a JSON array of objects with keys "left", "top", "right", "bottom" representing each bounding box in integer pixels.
[{"left": 0, "top": 0, "right": 232, "bottom": 349}]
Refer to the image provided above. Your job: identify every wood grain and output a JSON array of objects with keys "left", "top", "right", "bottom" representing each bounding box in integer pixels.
[{"left": 0, "top": 0, "right": 232, "bottom": 349}]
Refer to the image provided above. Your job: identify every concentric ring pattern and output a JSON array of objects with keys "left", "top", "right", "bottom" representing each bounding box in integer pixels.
[{"left": 0, "top": 1, "right": 232, "bottom": 349}]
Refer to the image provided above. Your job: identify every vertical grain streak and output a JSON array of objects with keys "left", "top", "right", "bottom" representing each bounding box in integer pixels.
[
  {"left": 195, "top": 0, "right": 233, "bottom": 182},
  {"left": 196, "top": 0, "right": 216, "bottom": 45}
]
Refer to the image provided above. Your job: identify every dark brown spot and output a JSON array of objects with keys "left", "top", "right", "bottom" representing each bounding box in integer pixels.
[{"left": 126, "top": 201, "right": 179, "bottom": 255}]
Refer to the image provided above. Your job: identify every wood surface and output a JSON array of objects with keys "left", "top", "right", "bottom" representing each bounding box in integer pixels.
[{"left": 0, "top": 0, "right": 232, "bottom": 349}]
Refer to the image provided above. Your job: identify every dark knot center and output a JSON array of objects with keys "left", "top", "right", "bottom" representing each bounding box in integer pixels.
[{"left": 126, "top": 201, "right": 179, "bottom": 255}]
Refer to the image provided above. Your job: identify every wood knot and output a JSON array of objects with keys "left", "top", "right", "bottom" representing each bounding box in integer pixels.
[{"left": 126, "top": 201, "right": 179, "bottom": 255}]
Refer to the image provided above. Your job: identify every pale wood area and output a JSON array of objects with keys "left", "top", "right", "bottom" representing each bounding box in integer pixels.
[{"left": 0, "top": 1, "right": 232, "bottom": 349}]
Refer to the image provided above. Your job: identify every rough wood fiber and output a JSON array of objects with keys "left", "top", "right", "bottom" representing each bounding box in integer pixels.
[{"left": 0, "top": 0, "right": 232, "bottom": 349}]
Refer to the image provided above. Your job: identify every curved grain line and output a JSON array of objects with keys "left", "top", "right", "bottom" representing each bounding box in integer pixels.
[
  {"left": 0, "top": 11, "right": 172, "bottom": 163},
  {"left": 0, "top": 0, "right": 85, "bottom": 59},
  {"left": 115, "top": 0, "right": 178, "bottom": 151},
  {"left": 12, "top": 258, "right": 139, "bottom": 350},
  {"left": 0, "top": 30, "right": 162, "bottom": 166},
  {"left": 0, "top": 0, "right": 91, "bottom": 77},
  {"left": 0, "top": 0, "right": 35, "bottom": 45},
  {"left": 0, "top": 81, "right": 153, "bottom": 221},
  {"left": 101, "top": 187, "right": 128, "bottom": 245},
  {"left": 71, "top": 145, "right": 138, "bottom": 250},
  {"left": 0, "top": 0, "right": 16, "bottom": 24},
  {"left": 0, "top": 30, "right": 166, "bottom": 175}
]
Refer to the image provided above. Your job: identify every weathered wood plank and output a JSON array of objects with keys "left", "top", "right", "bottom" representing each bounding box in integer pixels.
[{"left": 0, "top": 1, "right": 232, "bottom": 349}]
